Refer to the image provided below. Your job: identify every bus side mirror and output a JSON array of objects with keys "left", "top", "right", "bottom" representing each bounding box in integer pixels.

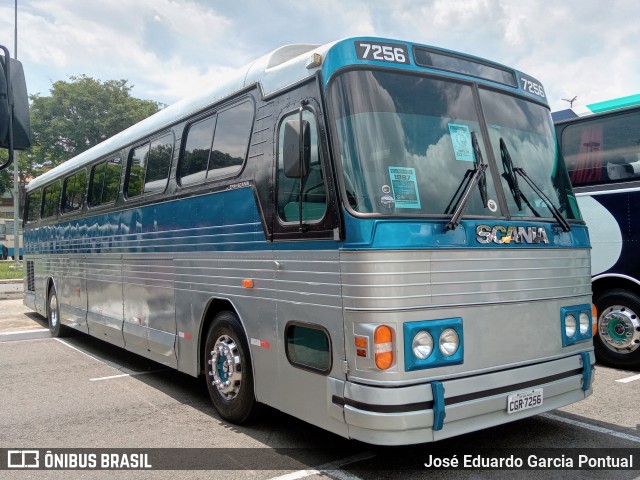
[
  {"left": 283, "top": 119, "right": 310, "bottom": 178},
  {"left": 0, "top": 50, "right": 31, "bottom": 169}
]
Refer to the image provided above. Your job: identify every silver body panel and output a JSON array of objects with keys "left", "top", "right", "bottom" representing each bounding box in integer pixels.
[{"left": 340, "top": 248, "right": 592, "bottom": 384}]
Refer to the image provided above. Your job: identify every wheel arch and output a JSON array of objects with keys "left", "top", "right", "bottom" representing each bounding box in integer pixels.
[
  {"left": 592, "top": 274, "right": 640, "bottom": 301},
  {"left": 196, "top": 297, "right": 253, "bottom": 377}
]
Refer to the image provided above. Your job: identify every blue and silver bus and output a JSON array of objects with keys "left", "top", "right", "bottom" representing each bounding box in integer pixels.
[
  {"left": 554, "top": 94, "right": 640, "bottom": 369},
  {"left": 23, "top": 37, "right": 594, "bottom": 445}
]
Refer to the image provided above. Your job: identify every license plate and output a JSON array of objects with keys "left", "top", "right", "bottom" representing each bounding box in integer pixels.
[{"left": 507, "top": 388, "right": 543, "bottom": 414}]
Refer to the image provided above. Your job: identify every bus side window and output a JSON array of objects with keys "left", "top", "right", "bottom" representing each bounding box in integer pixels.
[
  {"left": 180, "top": 115, "right": 216, "bottom": 186},
  {"left": 208, "top": 101, "right": 253, "bottom": 180},
  {"left": 26, "top": 190, "right": 42, "bottom": 223},
  {"left": 42, "top": 181, "right": 62, "bottom": 218},
  {"left": 562, "top": 110, "right": 640, "bottom": 186},
  {"left": 277, "top": 109, "right": 327, "bottom": 223},
  {"left": 144, "top": 134, "right": 173, "bottom": 194},
  {"left": 62, "top": 170, "right": 86, "bottom": 214},
  {"left": 127, "top": 133, "right": 173, "bottom": 198},
  {"left": 89, "top": 157, "right": 121, "bottom": 206},
  {"left": 127, "top": 143, "right": 150, "bottom": 198}
]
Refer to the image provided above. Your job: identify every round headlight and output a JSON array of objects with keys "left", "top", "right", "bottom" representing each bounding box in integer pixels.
[
  {"left": 565, "top": 314, "right": 577, "bottom": 338},
  {"left": 579, "top": 312, "right": 590, "bottom": 335},
  {"left": 439, "top": 328, "right": 459, "bottom": 356},
  {"left": 412, "top": 331, "right": 434, "bottom": 359}
]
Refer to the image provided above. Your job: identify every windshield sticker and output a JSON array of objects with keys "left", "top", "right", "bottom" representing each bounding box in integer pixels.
[
  {"left": 487, "top": 199, "right": 498, "bottom": 212},
  {"left": 388, "top": 167, "right": 421, "bottom": 209},
  {"left": 448, "top": 123, "right": 475, "bottom": 162},
  {"left": 380, "top": 194, "right": 395, "bottom": 208}
]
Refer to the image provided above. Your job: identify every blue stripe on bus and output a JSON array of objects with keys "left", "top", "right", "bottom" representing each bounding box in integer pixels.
[
  {"left": 342, "top": 211, "right": 590, "bottom": 250},
  {"left": 24, "top": 187, "right": 589, "bottom": 254}
]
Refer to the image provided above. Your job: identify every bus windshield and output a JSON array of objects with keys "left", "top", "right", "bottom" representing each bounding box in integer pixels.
[
  {"left": 479, "top": 88, "right": 580, "bottom": 221},
  {"left": 329, "top": 69, "right": 580, "bottom": 221}
]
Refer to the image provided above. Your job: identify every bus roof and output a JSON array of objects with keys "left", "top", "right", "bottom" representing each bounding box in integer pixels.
[
  {"left": 28, "top": 36, "right": 543, "bottom": 191},
  {"left": 552, "top": 93, "right": 640, "bottom": 123}
]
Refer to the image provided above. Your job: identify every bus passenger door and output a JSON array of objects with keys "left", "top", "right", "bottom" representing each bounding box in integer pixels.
[{"left": 271, "top": 96, "right": 347, "bottom": 437}]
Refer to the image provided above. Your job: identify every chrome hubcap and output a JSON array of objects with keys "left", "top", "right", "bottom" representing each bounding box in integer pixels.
[
  {"left": 599, "top": 304, "right": 640, "bottom": 353},
  {"left": 49, "top": 295, "right": 58, "bottom": 328},
  {"left": 208, "top": 335, "right": 242, "bottom": 400}
]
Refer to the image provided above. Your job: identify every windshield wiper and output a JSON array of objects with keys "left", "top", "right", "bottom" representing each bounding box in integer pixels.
[
  {"left": 499, "top": 138, "right": 571, "bottom": 232},
  {"left": 513, "top": 166, "right": 571, "bottom": 232},
  {"left": 446, "top": 131, "right": 488, "bottom": 230},
  {"left": 500, "top": 138, "right": 539, "bottom": 216},
  {"left": 500, "top": 138, "right": 523, "bottom": 210}
]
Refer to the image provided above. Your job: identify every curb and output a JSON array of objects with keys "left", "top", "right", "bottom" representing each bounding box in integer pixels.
[
  {"left": 0, "top": 278, "right": 24, "bottom": 296},
  {"left": 0, "top": 329, "right": 51, "bottom": 342}
]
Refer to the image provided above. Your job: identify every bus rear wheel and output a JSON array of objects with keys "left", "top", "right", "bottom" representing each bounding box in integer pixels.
[
  {"left": 594, "top": 289, "right": 640, "bottom": 369},
  {"left": 47, "top": 285, "right": 64, "bottom": 338},
  {"left": 204, "top": 311, "right": 259, "bottom": 424}
]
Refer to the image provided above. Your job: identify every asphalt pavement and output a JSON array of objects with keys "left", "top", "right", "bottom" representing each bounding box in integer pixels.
[{"left": 1, "top": 294, "right": 639, "bottom": 479}]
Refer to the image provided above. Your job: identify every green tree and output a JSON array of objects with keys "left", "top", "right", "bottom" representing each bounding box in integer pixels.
[
  {"left": 0, "top": 169, "right": 11, "bottom": 197},
  {"left": 25, "top": 75, "right": 162, "bottom": 176}
]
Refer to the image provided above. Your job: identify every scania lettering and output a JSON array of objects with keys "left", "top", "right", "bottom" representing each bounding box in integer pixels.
[{"left": 475, "top": 224, "right": 550, "bottom": 244}]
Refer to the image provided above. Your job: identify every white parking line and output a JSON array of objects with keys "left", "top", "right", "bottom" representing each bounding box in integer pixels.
[
  {"left": 616, "top": 373, "right": 640, "bottom": 384},
  {"left": 0, "top": 336, "right": 52, "bottom": 344},
  {"left": 268, "top": 452, "right": 374, "bottom": 480},
  {"left": 542, "top": 413, "right": 640, "bottom": 443},
  {"left": 55, "top": 338, "right": 113, "bottom": 365},
  {"left": 90, "top": 370, "right": 165, "bottom": 382},
  {"left": 55, "top": 338, "right": 142, "bottom": 376}
]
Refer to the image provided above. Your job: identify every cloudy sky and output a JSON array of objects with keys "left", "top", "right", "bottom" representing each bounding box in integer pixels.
[{"left": 1, "top": 0, "right": 639, "bottom": 112}]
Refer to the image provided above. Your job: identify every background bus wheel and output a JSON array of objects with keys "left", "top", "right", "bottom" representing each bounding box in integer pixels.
[
  {"left": 594, "top": 289, "right": 640, "bottom": 369},
  {"left": 47, "top": 285, "right": 64, "bottom": 337},
  {"left": 204, "top": 311, "right": 259, "bottom": 424}
]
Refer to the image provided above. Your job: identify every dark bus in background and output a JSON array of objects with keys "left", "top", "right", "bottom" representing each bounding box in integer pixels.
[{"left": 554, "top": 94, "right": 640, "bottom": 368}]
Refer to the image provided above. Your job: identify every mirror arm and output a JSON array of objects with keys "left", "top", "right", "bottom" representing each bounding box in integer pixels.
[{"left": 0, "top": 45, "right": 14, "bottom": 171}]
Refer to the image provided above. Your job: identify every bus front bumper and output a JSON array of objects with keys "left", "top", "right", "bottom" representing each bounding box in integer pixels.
[{"left": 330, "top": 352, "right": 594, "bottom": 445}]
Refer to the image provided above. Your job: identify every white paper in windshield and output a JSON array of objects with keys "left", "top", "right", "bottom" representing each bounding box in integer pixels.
[
  {"left": 448, "top": 123, "right": 475, "bottom": 162},
  {"left": 388, "top": 166, "right": 421, "bottom": 209}
]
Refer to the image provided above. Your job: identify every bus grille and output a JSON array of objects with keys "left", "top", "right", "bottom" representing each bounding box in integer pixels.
[{"left": 26, "top": 260, "right": 35, "bottom": 292}]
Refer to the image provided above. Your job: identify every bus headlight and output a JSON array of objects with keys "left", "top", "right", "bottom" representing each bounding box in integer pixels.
[
  {"left": 579, "top": 312, "right": 590, "bottom": 335},
  {"left": 561, "top": 304, "right": 593, "bottom": 346},
  {"left": 439, "top": 328, "right": 459, "bottom": 356},
  {"left": 565, "top": 314, "right": 577, "bottom": 338},
  {"left": 412, "top": 331, "right": 433, "bottom": 359},
  {"left": 403, "top": 318, "right": 463, "bottom": 371}
]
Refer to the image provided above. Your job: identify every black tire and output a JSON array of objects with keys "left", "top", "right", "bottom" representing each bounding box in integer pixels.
[
  {"left": 47, "top": 284, "right": 64, "bottom": 337},
  {"left": 593, "top": 289, "right": 640, "bottom": 369},
  {"left": 204, "top": 311, "right": 259, "bottom": 423}
]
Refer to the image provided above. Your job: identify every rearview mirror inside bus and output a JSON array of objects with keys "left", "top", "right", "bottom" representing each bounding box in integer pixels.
[
  {"left": 0, "top": 51, "right": 31, "bottom": 154},
  {"left": 283, "top": 119, "right": 310, "bottom": 178}
]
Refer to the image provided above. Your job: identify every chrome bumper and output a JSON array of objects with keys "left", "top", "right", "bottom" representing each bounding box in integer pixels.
[{"left": 330, "top": 352, "right": 594, "bottom": 445}]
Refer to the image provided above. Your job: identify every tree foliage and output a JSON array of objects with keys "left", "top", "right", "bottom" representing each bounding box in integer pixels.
[
  {"left": 0, "top": 168, "right": 11, "bottom": 197},
  {"left": 24, "top": 75, "right": 161, "bottom": 178}
]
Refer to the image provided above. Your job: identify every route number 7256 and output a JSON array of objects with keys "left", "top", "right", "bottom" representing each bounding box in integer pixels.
[{"left": 356, "top": 42, "right": 410, "bottom": 64}]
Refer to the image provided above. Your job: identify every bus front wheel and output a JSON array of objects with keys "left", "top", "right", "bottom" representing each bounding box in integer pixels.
[
  {"left": 204, "top": 311, "right": 259, "bottom": 424},
  {"left": 47, "top": 285, "right": 64, "bottom": 338},
  {"left": 594, "top": 289, "right": 640, "bottom": 369}
]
